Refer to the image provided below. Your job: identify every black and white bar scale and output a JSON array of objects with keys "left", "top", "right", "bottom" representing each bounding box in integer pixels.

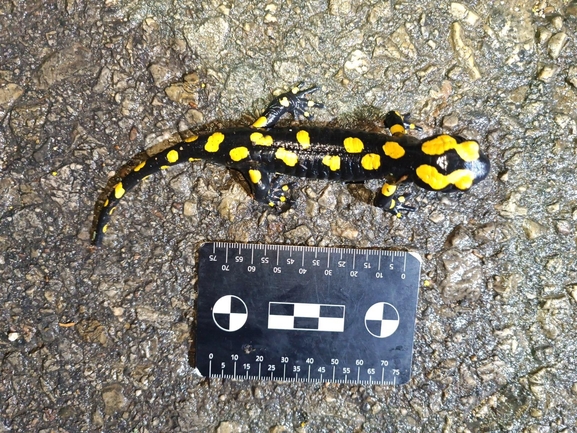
[{"left": 195, "top": 242, "right": 421, "bottom": 385}]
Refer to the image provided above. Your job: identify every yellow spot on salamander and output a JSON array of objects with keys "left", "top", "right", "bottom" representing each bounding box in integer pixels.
[
  {"left": 275, "top": 147, "right": 299, "bottom": 167},
  {"left": 296, "top": 130, "right": 310, "bottom": 149},
  {"left": 189, "top": 157, "right": 200, "bottom": 162},
  {"left": 280, "top": 196, "right": 286, "bottom": 202},
  {"left": 134, "top": 161, "right": 146, "bottom": 172},
  {"left": 250, "top": 132, "right": 273, "bottom": 146},
  {"left": 281, "top": 185, "right": 289, "bottom": 192},
  {"left": 361, "top": 153, "right": 381, "bottom": 170},
  {"left": 416, "top": 164, "right": 475, "bottom": 190},
  {"left": 114, "top": 183, "right": 125, "bottom": 199},
  {"left": 205, "top": 132, "right": 225, "bottom": 152},
  {"left": 249, "top": 169, "right": 262, "bottom": 184},
  {"left": 160, "top": 165, "right": 169, "bottom": 170},
  {"left": 109, "top": 206, "right": 116, "bottom": 215},
  {"left": 184, "top": 134, "right": 199, "bottom": 142},
  {"left": 102, "top": 224, "right": 109, "bottom": 233},
  {"left": 389, "top": 124, "right": 405, "bottom": 135},
  {"left": 104, "top": 199, "right": 109, "bottom": 207},
  {"left": 322, "top": 155, "right": 341, "bottom": 171},
  {"left": 279, "top": 96, "right": 290, "bottom": 107},
  {"left": 343, "top": 137, "right": 364, "bottom": 153},
  {"left": 383, "top": 141, "right": 406, "bottom": 159},
  {"left": 381, "top": 184, "right": 397, "bottom": 197},
  {"left": 166, "top": 150, "right": 179, "bottom": 163},
  {"left": 230, "top": 146, "right": 250, "bottom": 162},
  {"left": 252, "top": 116, "right": 268, "bottom": 128},
  {"left": 421, "top": 135, "right": 480, "bottom": 162}
]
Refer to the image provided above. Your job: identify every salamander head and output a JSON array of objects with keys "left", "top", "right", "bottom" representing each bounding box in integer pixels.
[{"left": 412, "top": 135, "right": 490, "bottom": 192}]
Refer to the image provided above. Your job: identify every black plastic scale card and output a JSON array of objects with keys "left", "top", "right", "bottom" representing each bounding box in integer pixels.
[{"left": 195, "top": 243, "right": 421, "bottom": 385}]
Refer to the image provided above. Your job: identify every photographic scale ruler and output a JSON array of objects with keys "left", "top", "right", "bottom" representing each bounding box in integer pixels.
[{"left": 195, "top": 242, "right": 421, "bottom": 385}]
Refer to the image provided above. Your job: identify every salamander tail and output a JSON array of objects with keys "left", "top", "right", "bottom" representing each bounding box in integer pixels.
[{"left": 91, "top": 137, "right": 203, "bottom": 246}]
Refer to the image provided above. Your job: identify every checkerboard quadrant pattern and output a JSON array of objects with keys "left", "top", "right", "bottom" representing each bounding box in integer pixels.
[{"left": 212, "top": 295, "right": 248, "bottom": 332}]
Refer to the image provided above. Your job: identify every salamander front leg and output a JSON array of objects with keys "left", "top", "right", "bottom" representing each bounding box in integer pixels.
[
  {"left": 252, "top": 83, "right": 324, "bottom": 129},
  {"left": 242, "top": 167, "right": 293, "bottom": 212},
  {"left": 384, "top": 111, "right": 423, "bottom": 136},
  {"left": 374, "top": 182, "right": 415, "bottom": 218}
]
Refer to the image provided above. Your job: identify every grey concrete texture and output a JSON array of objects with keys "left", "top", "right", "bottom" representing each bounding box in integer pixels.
[{"left": 1, "top": 0, "right": 577, "bottom": 431}]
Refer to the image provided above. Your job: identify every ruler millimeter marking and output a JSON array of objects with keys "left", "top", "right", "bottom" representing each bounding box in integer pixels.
[{"left": 195, "top": 243, "right": 421, "bottom": 385}]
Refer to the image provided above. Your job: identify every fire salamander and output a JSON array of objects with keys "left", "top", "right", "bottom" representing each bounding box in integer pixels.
[{"left": 92, "top": 84, "right": 490, "bottom": 246}]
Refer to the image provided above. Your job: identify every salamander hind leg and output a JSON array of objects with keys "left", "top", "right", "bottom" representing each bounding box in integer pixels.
[
  {"left": 252, "top": 83, "right": 324, "bottom": 129},
  {"left": 374, "top": 181, "right": 415, "bottom": 218},
  {"left": 266, "top": 178, "right": 293, "bottom": 212},
  {"left": 242, "top": 167, "right": 293, "bottom": 212},
  {"left": 384, "top": 111, "right": 423, "bottom": 136}
]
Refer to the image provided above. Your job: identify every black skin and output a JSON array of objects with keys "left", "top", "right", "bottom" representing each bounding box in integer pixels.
[{"left": 92, "top": 84, "right": 490, "bottom": 246}]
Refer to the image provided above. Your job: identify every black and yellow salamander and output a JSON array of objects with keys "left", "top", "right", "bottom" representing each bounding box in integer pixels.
[{"left": 92, "top": 84, "right": 490, "bottom": 246}]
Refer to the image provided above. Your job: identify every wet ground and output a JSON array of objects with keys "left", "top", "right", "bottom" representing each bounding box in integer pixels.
[{"left": 1, "top": 0, "right": 577, "bottom": 431}]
